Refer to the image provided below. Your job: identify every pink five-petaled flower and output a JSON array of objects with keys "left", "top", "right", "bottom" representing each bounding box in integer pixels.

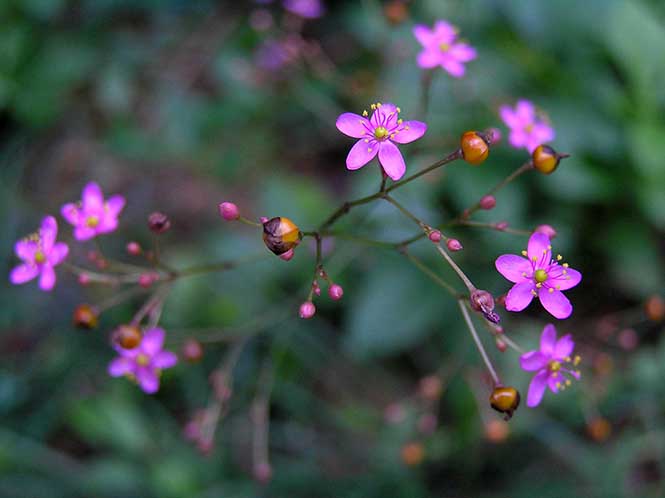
[
  {"left": 520, "top": 324, "right": 581, "bottom": 407},
  {"left": 413, "top": 20, "right": 476, "bottom": 77},
  {"left": 10, "top": 216, "right": 69, "bottom": 291},
  {"left": 336, "top": 102, "right": 427, "bottom": 181},
  {"left": 61, "top": 182, "right": 125, "bottom": 241},
  {"left": 499, "top": 100, "right": 555, "bottom": 153},
  {"left": 108, "top": 327, "right": 178, "bottom": 394},
  {"left": 495, "top": 232, "right": 581, "bottom": 319}
]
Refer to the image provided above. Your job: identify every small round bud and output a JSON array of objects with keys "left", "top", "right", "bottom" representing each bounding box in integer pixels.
[
  {"left": 112, "top": 324, "right": 142, "bottom": 349},
  {"left": 618, "top": 328, "right": 638, "bottom": 350},
  {"left": 460, "top": 131, "right": 490, "bottom": 166},
  {"left": 446, "top": 238, "right": 463, "bottom": 251},
  {"left": 489, "top": 386, "right": 520, "bottom": 420},
  {"left": 78, "top": 273, "right": 91, "bottom": 286},
  {"left": 532, "top": 144, "right": 568, "bottom": 175},
  {"left": 587, "top": 417, "right": 612, "bottom": 442},
  {"left": 87, "top": 250, "right": 99, "bottom": 262},
  {"left": 471, "top": 289, "right": 500, "bottom": 324},
  {"left": 312, "top": 281, "right": 321, "bottom": 296},
  {"left": 645, "top": 295, "right": 665, "bottom": 322},
  {"left": 428, "top": 230, "right": 442, "bottom": 243},
  {"left": 73, "top": 304, "right": 99, "bottom": 330},
  {"left": 218, "top": 202, "right": 240, "bottom": 221},
  {"left": 182, "top": 339, "right": 204, "bottom": 363},
  {"left": 495, "top": 221, "right": 509, "bottom": 231},
  {"left": 384, "top": 0, "right": 408, "bottom": 25},
  {"left": 259, "top": 216, "right": 269, "bottom": 223},
  {"left": 384, "top": 403, "right": 406, "bottom": 424},
  {"left": 535, "top": 224, "right": 557, "bottom": 239},
  {"left": 138, "top": 272, "right": 157, "bottom": 288},
  {"left": 279, "top": 248, "right": 295, "bottom": 261},
  {"left": 148, "top": 211, "right": 171, "bottom": 233},
  {"left": 262, "top": 216, "right": 302, "bottom": 255},
  {"left": 401, "top": 442, "right": 425, "bottom": 466},
  {"left": 495, "top": 338, "right": 507, "bottom": 352},
  {"left": 418, "top": 375, "right": 442, "bottom": 400},
  {"left": 483, "top": 127, "right": 502, "bottom": 145},
  {"left": 253, "top": 462, "right": 273, "bottom": 484},
  {"left": 126, "top": 241, "right": 142, "bottom": 255},
  {"left": 479, "top": 195, "right": 496, "bottom": 210},
  {"left": 299, "top": 301, "right": 316, "bottom": 319},
  {"left": 485, "top": 419, "right": 510, "bottom": 443},
  {"left": 328, "top": 284, "right": 344, "bottom": 301},
  {"left": 417, "top": 413, "right": 438, "bottom": 435}
]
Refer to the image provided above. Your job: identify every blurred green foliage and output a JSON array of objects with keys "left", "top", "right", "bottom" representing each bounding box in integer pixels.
[{"left": 1, "top": 0, "right": 665, "bottom": 497}]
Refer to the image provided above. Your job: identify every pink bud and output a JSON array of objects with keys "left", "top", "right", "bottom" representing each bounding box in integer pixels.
[
  {"left": 218, "top": 202, "right": 240, "bottom": 221},
  {"left": 87, "top": 250, "right": 99, "bottom": 262},
  {"left": 279, "top": 248, "right": 295, "bottom": 261},
  {"left": 484, "top": 127, "right": 502, "bottom": 145},
  {"left": 495, "top": 338, "right": 507, "bottom": 352},
  {"left": 299, "top": 301, "right": 316, "bottom": 319},
  {"left": 138, "top": 273, "right": 155, "bottom": 288},
  {"left": 479, "top": 195, "right": 496, "bottom": 210},
  {"left": 328, "top": 284, "right": 344, "bottom": 301},
  {"left": 428, "top": 230, "right": 442, "bottom": 243},
  {"left": 253, "top": 462, "right": 273, "bottom": 484},
  {"left": 535, "top": 224, "right": 557, "bottom": 239},
  {"left": 495, "top": 221, "right": 509, "bottom": 231},
  {"left": 78, "top": 273, "right": 91, "bottom": 286},
  {"left": 312, "top": 281, "right": 321, "bottom": 296},
  {"left": 126, "top": 241, "right": 141, "bottom": 255},
  {"left": 446, "top": 239, "right": 463, "bottom": 251},
  {"left": 417, "top": 413, "right": 438, "bottom": 435},
  {"left": 259, "top": 216, "right": 269, "bottom": 224}
]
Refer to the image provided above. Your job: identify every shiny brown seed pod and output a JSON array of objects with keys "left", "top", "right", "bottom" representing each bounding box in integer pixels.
[
  {"left": 262, "top": 217, "right": 302, "bottom": 255},
  {"left": 489, "top": 386, "right": 520, "bottom": 420},
  {"left": 73, "top": 304, "right": 99, "bottom": 330},
  {"left": 112, "top": 324, "right": 142, "bottom": 349},
  {"left": 460, "top": 131, "right": 490, "bottom": 165},
  {"left": 532, "top": 144, "right": 568, "bottom": 174}
]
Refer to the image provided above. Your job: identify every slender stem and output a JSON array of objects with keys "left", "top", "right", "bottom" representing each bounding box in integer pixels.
[
  {"left": 434, "top": 244, "right": 475, "bottom": 292},
  {"left": 320, "top": 230, "right": 399, "bottom": 248},
  {"left": 131, "top": 285, "right": 171, "bottom": 326},
  {"left": 458, "top": 299, "right": 500, "bottom": 386},
  {"left": 380, "top": 172, "right": 388, "bottom": 192},
  {"left": 251, "top": 359, "right": 274, "bottom": 477},
  {"left": 63, "top": 262, "right": 143, "bottom": 285},
  {"left": 239, "top": 216, "right": 262, "bottom": 228},
  {"left": 501, "top": 334, "right": 525, "bottom": 354},
  {"left": 386, "top": 149, "right": 462, "bottom": 192},
  {"left": 94, "top": 285, "right": 148, "bottom": 313},
  {"left": 402, "top": 251, "right": 460, "bottom": 297},
  {"left": 419, "top": 69, "right": 434, "bottom": 117},
  {"left": 174, "top": 253, "right": 267, "bottom": 278},
  {"left": 383, "top": 194, "right": 425, "bottom": 228},
  {"left": 456, "top": 219, "right": 531, "bottom": 235}
]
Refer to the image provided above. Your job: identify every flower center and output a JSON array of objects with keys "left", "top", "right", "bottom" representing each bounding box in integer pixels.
[
  {"left": 439, "top": 42, "right": 450, "bottom": 52},
  {"left": 86, "top": 215, "right": 100, "bottom": 228},
  {"left": 136, "top": 354, "right": 150, "bottom": 366},
  {"left": 525, "top": 123, "right": 534, "bottom": 133},
  {"left": 549, "top": 360, "right": 561, "bottom": 372},
  {"left": 34, "top": 251, "right": 46, "bottom": 264},
  {"left": 374, "top": 126, "right": 389, "bottom": 140},
  {"left": 534, "top": 269, "right": 548, "bottom": 283}
]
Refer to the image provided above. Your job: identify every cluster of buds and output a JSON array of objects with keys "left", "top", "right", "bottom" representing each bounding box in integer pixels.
[{"left": 300, "top": 266, "right": 344, "bottom": 319}]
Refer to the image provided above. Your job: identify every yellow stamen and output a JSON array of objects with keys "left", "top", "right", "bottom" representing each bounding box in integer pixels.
[
  {"left": 136, "top": 354, "right": 150, "bottom": 366},
  {"left": 34, "top": 251, "right": 46, "bottom": 264},
  {"left": 86, "top": 215, "right": 100, "bottom": 228}
]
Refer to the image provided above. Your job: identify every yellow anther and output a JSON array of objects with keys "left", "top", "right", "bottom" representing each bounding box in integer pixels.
[
  {"left": 397, "top": 118, "right": 403, "bottom": 124},
  {"left": 547, "top": 245, "right": 552, "bottom": 250},
  {"left": 367, "top": 148, "right": 372, "bottom": 153},
  {"left": 536, "top": 282, "right": 542, "bottom": 288},
  {"left": 548, "top": 288, "right": 554, "bottom": 293},
  {"left": 522, "top": 272, "right": 528, "bottom": 277},
  {"left": 562, "top": 270, "right": 568, "bottom": 275},
  {"left": 557, "top": 254, "right": 562, "bottom": 261},
  {"left": 563, "top": 263, "right": 569, "bottom": 268},
  {"left": 543, "top": 249, "right": 547, "bottom": 254},
  {"left": 531, "top": 290, "right": 538, "bottom": 296},
  {"left": 550, "top": 361, "right": 561, "bottom": 371},
  {"left": 521, "top": 250, "right": 528, "bottom": 256},
  {"left": 34, "top": 251, "right": 46, "bottom": 264},
  {"left": 376, "top": 102, "right": 382, "bottom": 107},
  {"left": 573, "top": 355, "right": 581, "bottom": 366},
  {"left": 371, "top": 104, "right": 376, "bottom": 110},
  {"left": 532, "top": 256, "right": 538, "bottom": 262},
  {"left": 362, "top": 110, "right": 368, "bottom": 116},
  {"left": 405, "top": 125, "right": 410, "bottom": 130},
  {"left": 552, "top": 371, "right": 559, "bottom": 378},
  {"left": 556, "top": 285, "right": 561, "bottom": 290},
  {"left": 556, "top": 382, "right": 562, "bottom": 389},
  {"left": 364, "top": 138, "right": 369, "bottom": 143},
  {"left": 565, "top": 380, "right": 571, "bottom": 386},
  {"left": 396, "top": 107, "right": 401, "bottom": 113}
]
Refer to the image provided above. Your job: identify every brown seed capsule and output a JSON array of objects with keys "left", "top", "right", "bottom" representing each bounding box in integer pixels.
[
  {"left": 587, "top": 417, "right": 612, "bottom": 442},
  {"left": 532, "top": 144, "right": 568, "bottom": 174},
  {"left": 262, "top": 217, "right": 302, "bottom": 255},
  {"left": 645, "top": 295, "right": 665, "bottom": 322},
  {"left": 182, "top": 338, "right": 204, "bottom": 363},
  {"left": 112, "top": 324, "right": 142, "bottom": 349},
  {"left": 460, "top": 131, "right": 490, "bottom": 165},
  {"left": 401, "top": 442, "right": 425, "bottom": 467},
  {"left": 148, "top": 211, "right": 171, "bottom": 233},
  {"left": 73, "top": 304, "right": 99, "bottom": 330},
  {"left": 489, "top": 386, "right": 520, "bottom": 420}
]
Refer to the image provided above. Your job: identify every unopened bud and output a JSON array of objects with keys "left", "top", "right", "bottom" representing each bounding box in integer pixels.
[
  {"left": 418, "top": 375, "right": 442, "bottom": 400},
  {"left": 645, "top": 295, "right": 665, "bottom": 322},
  {"left": 253, "top": 462, "right": 273, "bottom": 484},
  {"left": 262, "top": 216, "right": 302, "bottom": 255},
  {"left": 532, "top": 144, "right": 569, "bottom": 175},
  {"left": 384, "top": 0, "right": 408, "bottom": 25},
  {"left": 78, "top": 273, "right": 91, "bottom": 286},
  {"left": 138, "top": 272, "right": 157, "bottom": 288},
  {"left": 446, "top": 238, "right": 463, "bottom": 251},
  {"left": 535, "top": 224, "right": 557, "bottom": 239},
  {"left": 470, "top": 289, "right": 500, "bottom": 324},
  {"left": 460, "top": 130, "right": 490, "bottom": 165},
  {"left": 112, "top": 324, "right": 142, "bottom": 349},
  {"left": 218, "top": 202, "right": 240, "bottom": 221},
  {"left": 126, "top": 241, "right": 142, "bottom": 255},
  {"left": 483, "top": 127, "right": 502, "bottom": 145},
  {"left": 328, "top": 284, "right": 344, "bottom": 301},
  {"left": 495, "top": 338, "right": 507, "bottom": 352},
  {"left": 479, "top": 195, "right": 496, "bottom": 210},
  {"left": 182, "top": 339, "right": 204, "bottom": 363},
  {"left": 148, "top": 211, "right": 171, "bottom": 233},
  {"left": 312, "top": 281, "right": 321, "bottom": 296},
  {"left": 587, "top": 417, "right": 612, "bottom": 442},
  {"left": 299, "top": 301, "right": 316, "bottom": 319},
  {"left": 401, "top": 442, "right": 425, "bottom": 466},
  {"left": 495, "top": 221, "right": 509, "bottom": 231},
  {"left": 279, "top": 248, "right": 295, "bottom": 261},
  {"left": 417, "top": 413, "right": 438, "bottom": 434},
  {"left": 428, "top": 230, "right": 442, "bottom": 243},
  {"left": 73, "top": 304, "right": 99, "bottom": 329},
  {"left": 489, "top": 386, "right": 520, "bottom": 420}
]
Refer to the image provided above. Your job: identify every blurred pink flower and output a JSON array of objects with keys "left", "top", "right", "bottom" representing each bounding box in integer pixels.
[
  {"left": 283, "top": 0, "right": 324, "bottom": 18},
  {"left": 499, "top": 100, "right": 554, "bottom": 153},
  {"left": 520, "top": 324, "right": 580, "bottom": 407},
  {"left": 9, "top": 216, "right": 69, "bottom": 291},
  {"left": 336, "top": 102, "right": 427, "bottom": 180},
  {"left": 413, "top": 20, "right": 476, "bottom": 77},
  {"left": 108, "top": 327, "right": 178, "bottom": 394},
  {"left": 495, "top": 232, "right": 581, "bottom": 319},
  {"left": 61, "top": 182, "right": 125, "bottom": 241}
]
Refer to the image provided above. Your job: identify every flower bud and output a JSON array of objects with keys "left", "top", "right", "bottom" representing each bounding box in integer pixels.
[
  {"left": 489, "top": 386, "right": 520, "bottom": 420},
  {"left": 495, "top": 221, "right": 509, "bottom": 231},
  {"left": 645, "top": 295, "right": 665, "bottom": 322},
  {"left": 460, "top": 131, "right": 490, "bottom": 165},
  {"left": 532, "top": 144, "right": 569, "bottom": 175},
  {"left": 312, "top": 281, "right": 321, "bottom": 296},
  {"left": 73, "top": 304, "right": 99, "bottom": 329},
  {"left": 483, "top": 127, "right": 502, "bottom": 146},
  {"left": 484, "top": 419, "right": 510, "bottom": 443},
  {"left": 479, "top": 195, "right": 496, "bottom": 210},
  {"left": 182, "top": 338, "right": 204, "bottom": 363},
  {"left": 148, "top": 211, "right": 171, "bottom": 233},
  {"left": 428, "top": 230, "right": 442, "bottom": 243},
  {"left": 446, "top": 238, "right": 463, "bottom": 251},
  {"left": 218, "top": 202, "right": 240, "bottom": 221},
  {"left": 384, "top": 0, "right": 408, "bottom": 25},
  {"left": 299, "top": 301, "right": 316, "bottom": 319},
  {"left": 262, "top": 217, "right": 302, "bottom": 255},
  {"left": 495, "top": 338, "right": 507, "bottom": 352},
  {"left": 470, "top": 289, "right": 500, "bottom": 324},
  {"left": 534, "top": 224, "right": 557, "bottom": 239},
  {"left": 401, "top": 442, "right": 425, "bottom": 466},
  {"left": 418, "top": 375, "right": 442, "bottom": 400},
  {"left": 126, "top": 241, "right": 142, "bottom": 255},
  {"left": 587, "top": 417, "right": 612, "bottom": 442},
  {"left": 417, "top": 413, "right": 438, "bottom": 434},
  {"left": 112, "top": 324, "right": 142, "bottom": 349},
  {"left": 253, "top": 462, "right": 273, "bottom": 484},
  {"left": 138, "top": 272, "right": 157, "bottom": 288},
  {"left": 328, "top": 284, "right": 344, "bottom": 301},
  {"left": 78, "top": 273, "right": 91, "bottom": 286},
  {"left": 279, "top": 248, "right": 295, "bottom": 261}
]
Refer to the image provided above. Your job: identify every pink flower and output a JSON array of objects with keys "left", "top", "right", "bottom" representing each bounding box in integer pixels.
[
  {"left": 413, "top": 20, "right": 476, "bottom": 77},
  {"left": 283, "top": 0, "right": 324, "bottom": 18},
  {"left": 9, "top": 216, "right": 69, "bottom": 291},
  {"left": 108, "top": 327, "right": 178, "bottom": 394},
  {"left": 336, "top": 103, "right": 427, "bottom": 181},
  {"left": 61, "top": 182, "right": 125, "bottom": 241},
  {"left": 520, "top": 324, "right": 580, "bottom": 407},
  {"left": 499, "top": 100, "right": 555, "bottom": 153},
  {"left": 495, "top": 232, "right": 581, "bottom": 319}
]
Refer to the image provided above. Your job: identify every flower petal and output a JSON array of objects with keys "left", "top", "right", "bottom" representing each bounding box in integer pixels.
[
  {"left": 540, "top": 323, "right": 557, "bottom": 355},
  {"left": 441, "top": 58, "right": 466, "bottom": 78},
  {"left": 136, "top": 366, "right": 159, "bottom": 394},
  {"left": 108, "top": 357, "right": 133, "bottom": 377},
  {"left": 61, "top": 203, "right": 80, "bottom": 226},
  {"left": 105, "top": 195, "right": 126, "bottom": 217},
  {"left": 499, "top": 105, "right": 520, "bottom": 129},
  {"left": 97, "top": 217, "right": 118, "bottom": 234},
  {"left": 38, "top": 264, "right": 56, "bottom": 291},
  {"left": 370, "top": 103, "right": 398, "bottom": 129},
  {"left": 39, "top": 216, "right": 58, "bottom": 252},
  {"left": 378, "top": 141, "right": 406, "bottom": 181},
  {"left": 554, "top": 334, "right": 575, "bottom": 359},
  {"left": 547, "top": 374, "right": 560, "bottom": 393},
  {"left": 391, "top": 120, "right": 427, "bottom": 144},
  {"left": 532, "top": 122, "right": 555, "bottom": 145},
  {"left": 508, "top": 129, "right": 529, "bottom": 149},
  {"left": 515, "top": 100, "right": 535, "bottom": 122},
  {"left": 449, "top": 43, "right": 476, "bottom": 62},
  {"left": 153, "top": 351, "right": 178, "bottom": 369},
  {"left": 505, "top": 281, "right": 535, "bottom": 312},
  {"left": 433, "top": 20, "right": 456, "bottom": 44},
  {"left": 49, "top": 242, "right": 69, "bottom": 266},
  {"left": 417, "top": 49, "right": 441, "bottom": 69},
  {"left": 549, "top": 266, "right": 582, "bottom": 291},
  {"left": 413, "top": 24, "right": 434, "bottom": 46},
  {"left": 14, "top": 240, "right": 38, "bottom": 262},
  {"left": 9, "top": 264, "right": 39, "bottom": 285},
  {"left": 74, "top": 226, "right": 97, "bottom": 241},
  {"left": 527, "top": 231, "right": 551, "bottom": 265},
  {"left": 141, "top": 328, "right": 165, "bottom": 356},
  {"left": 539, "top": 288, "right": 572, "bottom": 319},
  {"left": 82, "top": 182, "right": 104, "bottom": 211},
  {"left": 520, "top": 351, "right": 549, "bottom": 371},
  {"left": 346, "top": 139, "right": 378, "bottom": 171},
  {"left": 336, "top": 113, "right": 371, "bottom": 139},
  {"left": 495, "top": 254, "right": 531, "bottom": 283},
  {"left": 526, "top": 370, "right": 549, "bottom": 407}
]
